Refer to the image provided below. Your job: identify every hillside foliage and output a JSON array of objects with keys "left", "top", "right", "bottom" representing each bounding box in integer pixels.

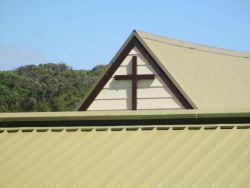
[{"left": 0, "top": 63, "right": 107, "bottom": 112}]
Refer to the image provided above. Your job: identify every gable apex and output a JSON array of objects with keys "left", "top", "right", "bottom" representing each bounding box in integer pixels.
[{"left": 78, "top": 31, "right": 193, "bottom": 111}]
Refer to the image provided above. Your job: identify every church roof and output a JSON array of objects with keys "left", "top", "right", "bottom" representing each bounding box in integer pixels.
[
  {"left": 0, "top": 31, "right": 250, "bottom": 187},
  {"left": 0, "top": 123, "right": 249, "bottom": 187},
  {"left": 0, "top": 110, "right": 249, "bottom": 187},
  {"left": 80, "top": 30, "right": 250, "bottom": 111},
  {"left": 135, "top": 31, "right": 250, "bottom": 110}
]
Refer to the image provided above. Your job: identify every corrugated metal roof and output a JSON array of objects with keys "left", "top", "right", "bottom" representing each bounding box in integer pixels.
[
  {"left": 137, "top": 31, "right": 250, "bottom": 58},
  {"left": 134, "top": 31, "right": 250, "bottom": 110},
  {"left": 77, "top": 30, "right": 250, "bottom": 111},
  {"left": 0, "top": 124, "right": 249, "bottom": 188},
  {"left": 1, "top": 31, "right": 249, "bottom": 188}
]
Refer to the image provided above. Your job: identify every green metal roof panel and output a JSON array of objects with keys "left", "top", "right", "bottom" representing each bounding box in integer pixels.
[
  {"left": 135, "top": 31, "right": 250, "bottom": 110},
  {"left": 0, "top": 125, "right": 249, "bottom": 187}
]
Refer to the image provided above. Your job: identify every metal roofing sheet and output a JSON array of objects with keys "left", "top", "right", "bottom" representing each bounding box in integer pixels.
[
  {"left": 136, "top": 31, "right": 250, "bottom": 111},
  {"left": 0, "top": 125, "right": 249, "bottom": 188}
]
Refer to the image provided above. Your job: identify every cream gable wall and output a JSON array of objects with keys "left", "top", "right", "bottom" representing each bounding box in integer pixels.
[{"left": 88, "top": 47, "right": 183, "bottom": 110}]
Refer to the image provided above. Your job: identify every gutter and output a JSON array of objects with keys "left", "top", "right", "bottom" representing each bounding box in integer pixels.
[{"left": 0, "top": 109, "right": 250, "bottom": 128}]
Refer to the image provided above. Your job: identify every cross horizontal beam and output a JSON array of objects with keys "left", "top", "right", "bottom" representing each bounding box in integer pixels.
[
  {"left": 114, "top": 74, "right": 155, "bottom": 80},
  {"left": 114, "top": 56, "right": 155, "bottom": 110}
]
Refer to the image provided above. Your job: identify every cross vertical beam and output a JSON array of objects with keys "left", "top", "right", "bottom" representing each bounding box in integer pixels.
[
  {"left": 132, "top": 56, "right": 137, "bottom": 110},
  {"left": 114, "top": 56, "right": 155, "bottom": 110}
]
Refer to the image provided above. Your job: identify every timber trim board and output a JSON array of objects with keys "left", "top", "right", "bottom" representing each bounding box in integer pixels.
[{"left": 78, "top": 36, "right": 193, "bottom": 111}]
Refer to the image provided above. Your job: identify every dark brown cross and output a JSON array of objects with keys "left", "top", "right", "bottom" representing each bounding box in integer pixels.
[{"left": 114, "top": 56, "right": 155, "bottom": 110}]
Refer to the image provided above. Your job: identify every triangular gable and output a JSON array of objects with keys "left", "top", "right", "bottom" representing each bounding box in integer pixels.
[{"left": 79, "top": 32, "right": 192, "bottom": 111}]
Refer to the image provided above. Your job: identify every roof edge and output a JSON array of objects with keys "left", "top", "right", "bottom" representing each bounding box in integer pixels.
[{"left": 0, "top": 109, "right": 250, "bottom": 127}]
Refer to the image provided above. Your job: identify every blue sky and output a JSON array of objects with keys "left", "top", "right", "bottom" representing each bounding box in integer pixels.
[{"left": 0, "top": 0, "right": 249, "bottom": 70}]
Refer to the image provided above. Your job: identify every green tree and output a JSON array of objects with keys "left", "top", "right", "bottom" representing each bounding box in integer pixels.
[{"left": 0, "top": 63, "right": 107, "bottom": 112}]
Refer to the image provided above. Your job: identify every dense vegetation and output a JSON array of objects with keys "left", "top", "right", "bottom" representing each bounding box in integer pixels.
[{"left": 0, "top": 63, "right": 107, "bottom": 112}]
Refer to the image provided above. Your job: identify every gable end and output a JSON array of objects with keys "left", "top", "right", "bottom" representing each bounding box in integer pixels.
[{"left": 79, "top": 36, "right": 193, "bottom": 111}]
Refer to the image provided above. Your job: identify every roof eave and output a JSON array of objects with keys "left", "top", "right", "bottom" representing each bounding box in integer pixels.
[{"left": 0, "top": 109, "right": 250, "bottom": 128}]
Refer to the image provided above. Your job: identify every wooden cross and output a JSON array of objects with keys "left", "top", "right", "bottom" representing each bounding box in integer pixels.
[{"left": 114, "top": 56, "right": 155, "bottom": 110}]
